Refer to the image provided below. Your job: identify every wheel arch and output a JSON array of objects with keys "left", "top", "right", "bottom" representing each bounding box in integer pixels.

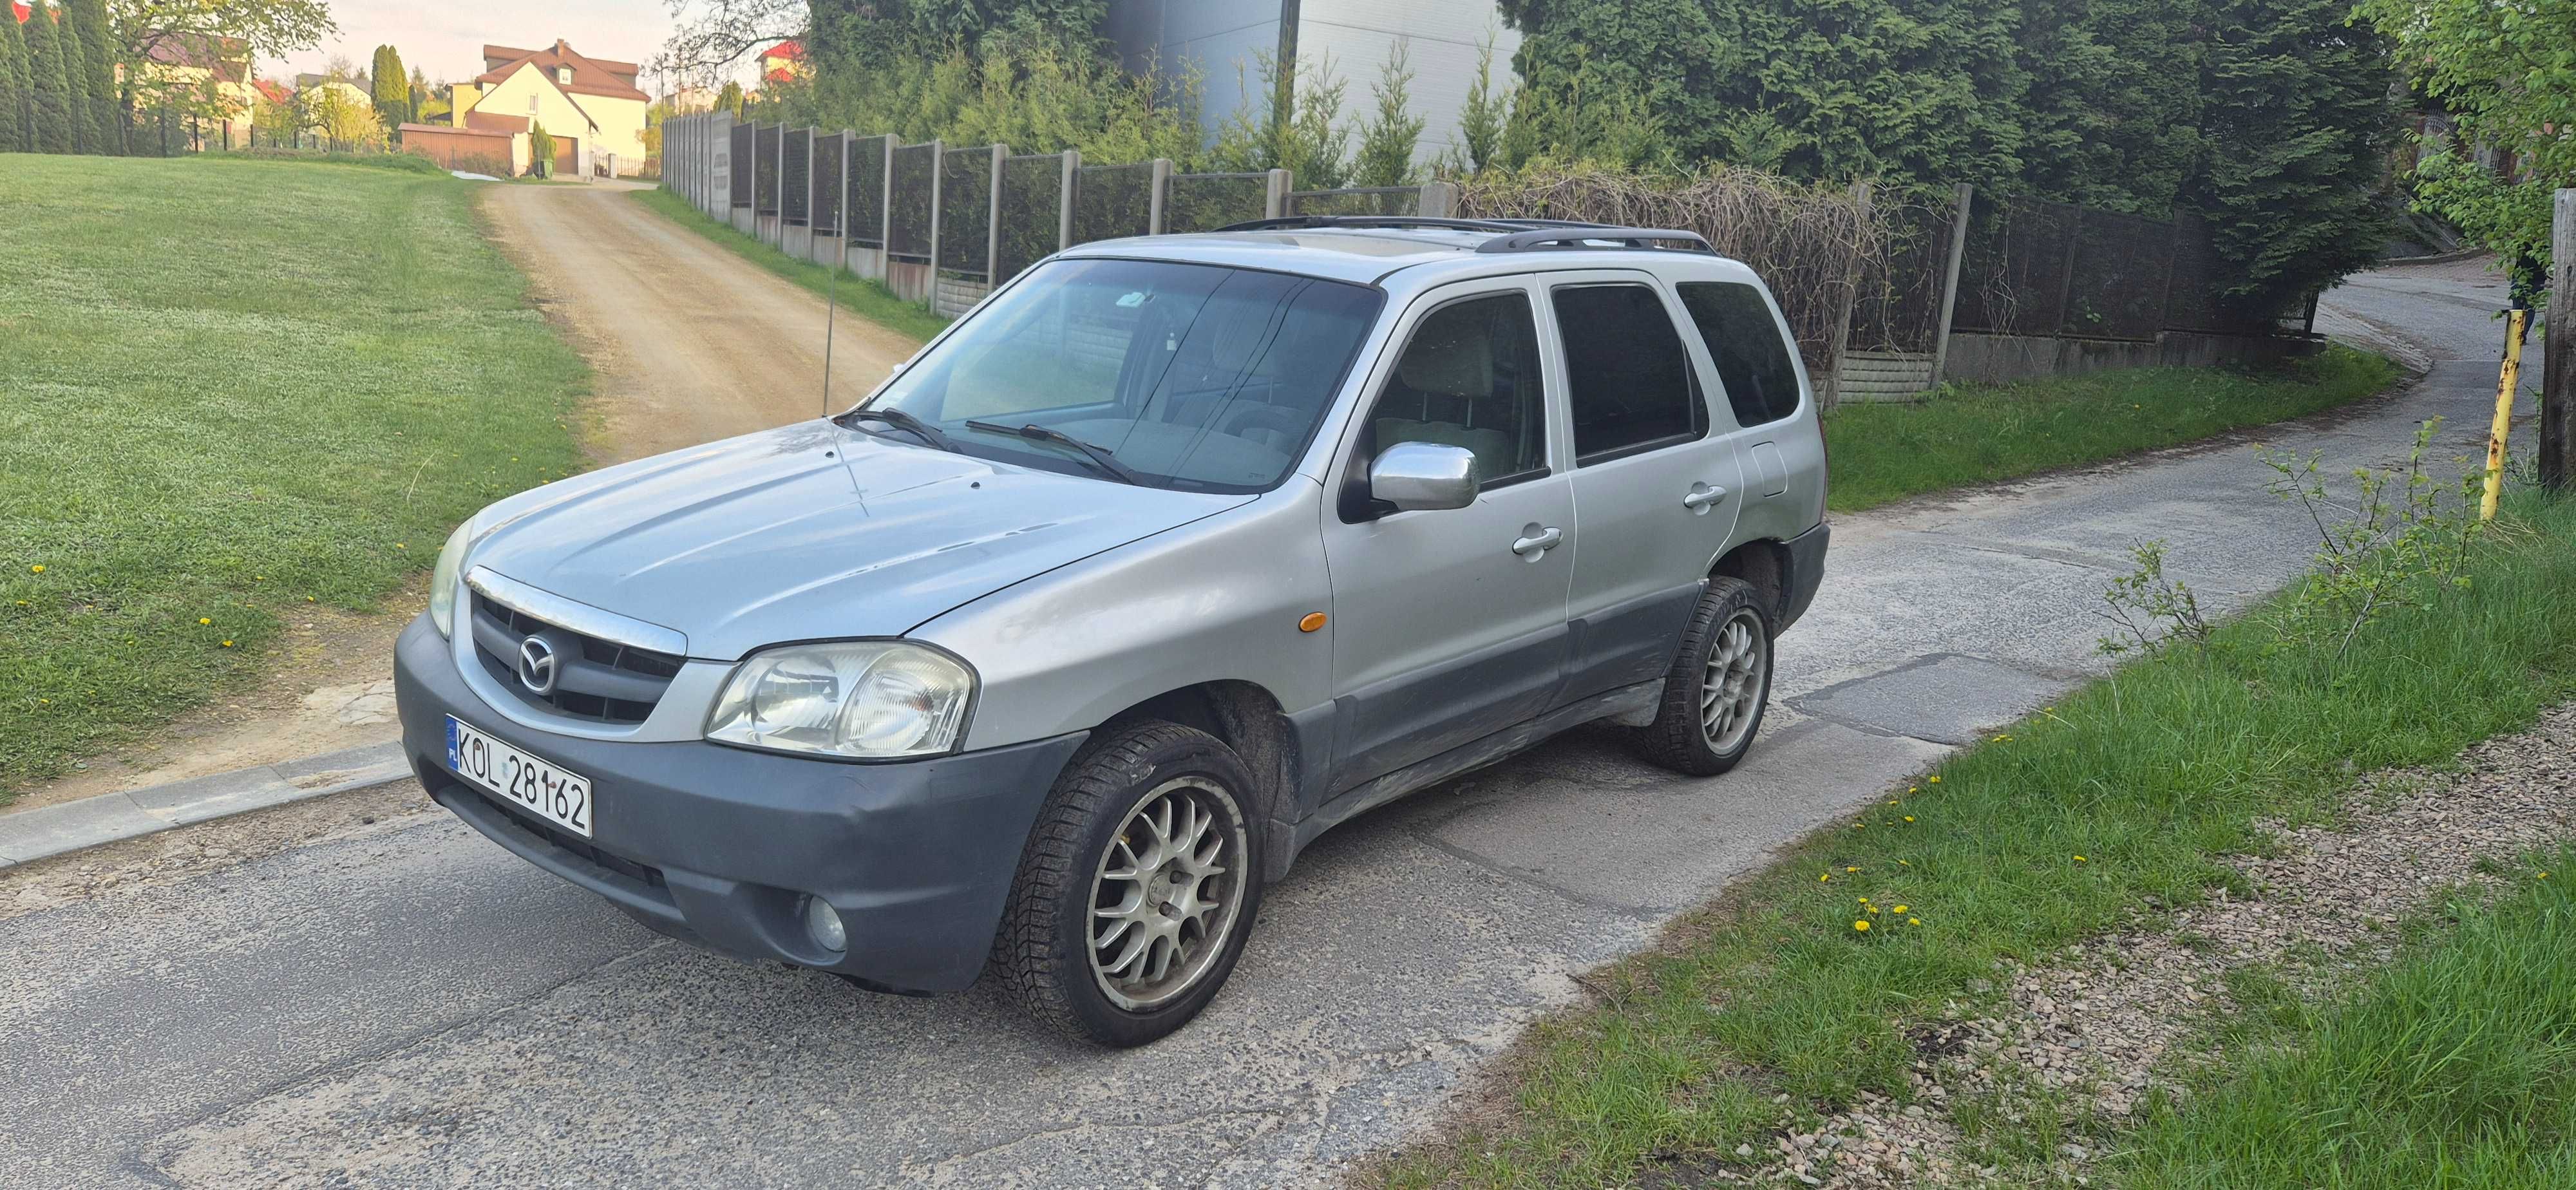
[
  {"left": 1100, "top": 679, "right": 1302, "bottom": 851},
  {"left": 1709, "top": 538, "right": 1790, "bottom": 626}
]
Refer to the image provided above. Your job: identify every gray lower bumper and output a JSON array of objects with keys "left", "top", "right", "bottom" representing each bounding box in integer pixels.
[
  {"left": 1779, "top": 520, "right": 1830, "bottom": 632},
  {"left": 392, "top": 615, "right": 1086, "bottom": 994}
]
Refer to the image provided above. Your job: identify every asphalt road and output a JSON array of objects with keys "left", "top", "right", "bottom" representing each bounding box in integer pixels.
[{"left": 0, "top": 255, "right": 2527, "bottom": 1188}]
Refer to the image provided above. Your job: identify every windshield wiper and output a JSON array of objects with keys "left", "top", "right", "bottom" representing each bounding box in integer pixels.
[
  {"left": 842, "top": 406, "right": 953, "bottom": 451},
  {"left": 961, "top": 420, "right": 1146, "bottom": 486}
]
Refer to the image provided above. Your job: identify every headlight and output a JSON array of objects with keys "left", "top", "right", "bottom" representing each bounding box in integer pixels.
[
  {"left": 428, "top": 524, "right": 470, "bottom": 639},
  {"left": 705, "top": 641, "right": 974, "bottom": 759}
]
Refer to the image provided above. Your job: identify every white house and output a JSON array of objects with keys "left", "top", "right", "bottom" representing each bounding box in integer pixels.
[{"left": 450, "top": 40, "right": 651, "bottom": 175}]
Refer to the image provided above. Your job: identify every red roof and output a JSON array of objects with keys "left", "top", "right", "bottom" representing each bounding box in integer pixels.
[
  {"left": 254, "top": 79, "right": 290, "bottom": 104},
  {"left": 475, "top": 39, "right": 647, "bottom": 102},
  {"left": 143, "top": 32, "right": 251, "bottom": 84},
  {"left": 764, "top": 40, "right": 802, "bottom": 61}
]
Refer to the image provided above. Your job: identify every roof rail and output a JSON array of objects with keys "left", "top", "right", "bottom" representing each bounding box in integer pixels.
[
  {"left": 1475, "top": 227, "right": 1714, "bottom": 254},
  {"left": 1213, "top": 215, "right": 1538, "bottom": 234}
]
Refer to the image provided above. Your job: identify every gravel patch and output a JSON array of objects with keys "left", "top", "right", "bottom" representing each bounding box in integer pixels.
[{"left": 1729, "top": 701, "right": 2576, "bottom": 1187}]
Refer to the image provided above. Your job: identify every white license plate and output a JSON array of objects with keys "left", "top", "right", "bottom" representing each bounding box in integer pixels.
[{"left": 446, "top": 715, "right": 594, "bottom": 838}]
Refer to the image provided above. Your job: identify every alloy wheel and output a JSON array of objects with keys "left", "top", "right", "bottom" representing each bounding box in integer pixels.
[
  {"left": 1086, "top": 777, "right": 1248, "bottom": 1012},
  {"left": 1700, "top": 609, "right": 1766, "bottom": 752}
]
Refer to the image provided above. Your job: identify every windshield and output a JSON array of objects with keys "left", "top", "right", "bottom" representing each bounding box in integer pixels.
[{"left": 855, "top": 258, "right": 1385, "bottom": 492}]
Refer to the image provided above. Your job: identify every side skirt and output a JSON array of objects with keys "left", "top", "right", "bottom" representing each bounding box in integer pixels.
[{"left": 1279, "top": 679, "right": 1664, "bottom": 871}]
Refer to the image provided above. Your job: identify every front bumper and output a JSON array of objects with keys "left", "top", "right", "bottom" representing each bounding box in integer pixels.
[{"left": 392, "top": 614, "right": 1086, "bottom": 994}]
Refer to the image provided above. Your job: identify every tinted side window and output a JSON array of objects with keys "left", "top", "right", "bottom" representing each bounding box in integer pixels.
[
  {"left": 1550, "top": 283, "right": 1703, "bottom": 461},
  {"left": 1361, "top": 292, "right": 1548, "bottom": 487},
  {"left": 1677, "top": 281, "right": 1803, "bottom": 426}
]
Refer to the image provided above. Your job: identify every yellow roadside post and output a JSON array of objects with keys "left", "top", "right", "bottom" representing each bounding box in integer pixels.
[{"left": 2484, "top": 307, "right": 2528, "bottom": 520}]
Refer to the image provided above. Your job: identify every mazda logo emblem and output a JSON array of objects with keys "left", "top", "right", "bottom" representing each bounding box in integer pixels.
[{"left": 516, "top": 637, "right": 559, "bottom": 696}]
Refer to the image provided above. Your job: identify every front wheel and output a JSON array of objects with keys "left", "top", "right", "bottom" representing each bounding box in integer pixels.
[
  {"left": 1631, "top": 576, "right": 1774, "bottom": 776},
  {"left": 989, "top": 721, "right": 1264, "bottom": 1046}
]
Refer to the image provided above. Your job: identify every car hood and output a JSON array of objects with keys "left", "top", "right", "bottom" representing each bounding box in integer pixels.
[{"left": 463, "top": 419, "right": 1249, "bottom": 661}]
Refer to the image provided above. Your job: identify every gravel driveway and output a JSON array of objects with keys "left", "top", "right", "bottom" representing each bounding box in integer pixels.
[{"left": 0, "top": 254, "right": 2530, "bottom": 1188}]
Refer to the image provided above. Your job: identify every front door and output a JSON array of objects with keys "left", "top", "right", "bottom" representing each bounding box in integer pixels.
[
  {"left": 1542, "top": 271, "right": 1748, "bottom": 703},
  {"left": 1318, "top": 277, "right": 1575, "bottom": 795}
]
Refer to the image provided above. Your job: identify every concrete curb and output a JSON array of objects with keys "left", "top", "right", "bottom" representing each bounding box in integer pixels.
[
  {"left": 2383, "top": 246, "right": 2490, "bottom": 267},
  {"left": 0, "top": 742, "right": 412, "bottom": 870}
]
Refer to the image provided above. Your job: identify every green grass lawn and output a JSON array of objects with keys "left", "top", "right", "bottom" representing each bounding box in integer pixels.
[
  {"left": 2117, "top": 845, "right": 2576, "bottom": 1187},
  {"left": 1378, "top": 486, "right": 2576, "bottom": 1188},
  {"left": 629, "top": 187, "right": 952, "bottom": 343},
  {"left": 0, "top": 156, "right": 585, "bottom": 798},
  {"left": 1824, "top": 346, "right": 2398, "bottom": 513}
]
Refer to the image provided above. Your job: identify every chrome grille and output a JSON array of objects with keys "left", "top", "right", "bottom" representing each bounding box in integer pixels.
[{"left": 469, "top": 592, "right": 684, "bottom": 724}]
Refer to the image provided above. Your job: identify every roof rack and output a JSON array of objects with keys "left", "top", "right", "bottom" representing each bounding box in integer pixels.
[
  {"left": 1475, "top": 227, "right": 1714, "bottom": 254},
  {"left": 1208, "top": 214, "right": 1714, "bottom": 256},
  {"left": 1212, "top": 215, "right": 1546, "bottom": 234}
]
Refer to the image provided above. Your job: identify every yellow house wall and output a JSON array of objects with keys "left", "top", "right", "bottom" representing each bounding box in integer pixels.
[{"left": 477, "top": 63, "right": 649, "bottom": 174}]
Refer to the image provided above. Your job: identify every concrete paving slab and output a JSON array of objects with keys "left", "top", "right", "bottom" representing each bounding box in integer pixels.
[{"left": 1792, "top": 654, "right": 2079, "bottom": 745}]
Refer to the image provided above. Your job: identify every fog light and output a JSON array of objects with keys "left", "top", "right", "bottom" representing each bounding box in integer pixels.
[{"left": 802, "top": 894, "right": 847, "bottom": 954}]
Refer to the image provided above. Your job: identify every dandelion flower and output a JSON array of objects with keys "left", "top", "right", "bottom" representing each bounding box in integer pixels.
[
  {"left": 1928, "top": 775, "right": 1941, "bottom": 784},
  {"left": 1904, "top": 816, "right": 1915, "bottom": 822},
  {"left": 395, "top": 543, "right": 407, "bottom": 550},
  {"left": 1892, "top": 905, "right": 1908, "bottom": 914},
  {"left": 198, "top": 618, "right": 211, "bottom": 625},
  {"left": 1909, "top": 918, "right": 1922, "bottom": 926},
  {"left": 221, "top": 640, "right": 234, "bottom": 647},
  {"left": 1820, "top": 873, "right": 1832, "bottom": 883},
  {"left": 1853, "top": 920, "right": 1870, "bottom": 932},
  {"left": 1897, "top": 859, "right": 1910, "bottom": 866},
  {"left": 2074, "top": 855, "right": 2087, "bottom": 863},
  {"left": 29, "top": 564, "right": 43, "bottom": 573},
  {"left": 1846, "top": 866, "right": 1860, "bottom": 873}
]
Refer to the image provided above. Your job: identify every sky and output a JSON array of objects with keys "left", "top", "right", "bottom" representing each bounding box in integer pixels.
[{"left": 269, "top": 0, "right": 756, "bottom": 91}]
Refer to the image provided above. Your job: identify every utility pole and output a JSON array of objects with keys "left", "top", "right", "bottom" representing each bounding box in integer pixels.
[{"left": 2544, "top": 189, "right": 2575, "bottom": 493}]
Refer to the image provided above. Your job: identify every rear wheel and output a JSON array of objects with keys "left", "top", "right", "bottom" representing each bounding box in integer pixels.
[
  {"left": 989, "top": 721, "right": 1264, "bottom": 1046},
  {"left": 1631, "top": 576, "right": 1774, "bottom": 776}
]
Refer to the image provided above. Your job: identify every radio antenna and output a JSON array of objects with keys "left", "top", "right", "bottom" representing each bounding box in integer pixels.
[{"left": 821, "top": 218, "right": 842, "bottom": 418}]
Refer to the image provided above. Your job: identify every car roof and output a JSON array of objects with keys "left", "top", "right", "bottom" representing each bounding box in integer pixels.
[{"left": 1052, "top": 224, "right": 1757, "bottom": 290}]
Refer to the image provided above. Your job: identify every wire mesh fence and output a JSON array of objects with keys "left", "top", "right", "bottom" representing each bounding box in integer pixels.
[
  {"left": 2162, "top": 215, "right": 2228, "bottom": 334},
  {"left": 847, "top": 135, "right": 889, "bottom": 246},
  {"left": 1163, "top": 172, "right": 1267, "bottom": 234},
  {"left": 1285, "top": 187, "right": 1423, "bottom": 218},
  {"left": 1073, "top": 163, "right": 1154, "bottom": 245},
  {"left": 888, "top": 142, "right": 936, "bottom": 258},
  {"left": 754, "top": 124, "right": 781, "bottom": 216},
  {"left": 996, "top": 153, "right": 1066, "bottom": 285},
  {"left": 940, "top": 146, "right": 996, "bottom": 276},
  {"left": 1951, "top": 194, "right": 2264, "bottom": 341},
  {"left": 813, "top": 133, "right": 844, "bottom": 236},
  {"left": 1849, "top": 194, "right": 1958, "bottom": 355},
  {"left": 782, "top": 128, "right": 811, "bottom": 225},
  {"left": 728, "top": 122, "right": 753, "bottom": 208}
]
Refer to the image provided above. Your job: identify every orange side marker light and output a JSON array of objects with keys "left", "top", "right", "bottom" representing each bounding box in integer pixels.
[{"left": 1298, "top": 612, "right": 1327, "bottom": 633}]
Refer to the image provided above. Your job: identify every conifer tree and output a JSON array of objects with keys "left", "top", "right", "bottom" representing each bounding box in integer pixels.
[
  {"left": 65, "top": 0, "right": 118, "bottom": 154},
  {"left": 23, "top": 1, "right": 75, "bottom": 153},
  {"left": 0, "top": 3, "right": 32, "bottom": 151}
]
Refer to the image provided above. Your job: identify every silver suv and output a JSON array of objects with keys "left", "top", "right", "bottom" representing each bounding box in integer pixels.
[{"left": 393, "top": 218, "right": 1829, "bottom": 1045}]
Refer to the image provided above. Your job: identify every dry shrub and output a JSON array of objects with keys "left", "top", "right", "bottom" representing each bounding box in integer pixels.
[{"left": 1456, "top": 165, "right": 1942, "bottom": 368}]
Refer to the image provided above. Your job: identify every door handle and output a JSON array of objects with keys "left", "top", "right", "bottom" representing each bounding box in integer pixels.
[
  {"left": 1682, "top": 483, "right": 1728, "bottom": 511},
  {"left": 1510, "top": 526, "right": 1563, "bottom": 558}
]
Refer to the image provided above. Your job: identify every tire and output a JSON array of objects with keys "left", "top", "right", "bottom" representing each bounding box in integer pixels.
[
  {"left": 989, "top": 721, "right": 1265, "bottom": 1047},
  {"left": 1631, "top": 576, "right": 1775, "bottom": 777}
]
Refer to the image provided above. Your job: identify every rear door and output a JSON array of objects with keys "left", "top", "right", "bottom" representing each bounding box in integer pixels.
[
  {"left": 1671, "top": 278, "right": 1823, "bottom": 547},
  {"left": 1541, "top": 270, "right": 1748, "bottom": 704},
  {"left": 1318, "top": 276, "right": 1576, "bottom": 793}
]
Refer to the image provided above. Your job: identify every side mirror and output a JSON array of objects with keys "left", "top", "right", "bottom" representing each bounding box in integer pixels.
[{"left": 1368, "top": 442, "right": 1479, "bottom": 513}]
